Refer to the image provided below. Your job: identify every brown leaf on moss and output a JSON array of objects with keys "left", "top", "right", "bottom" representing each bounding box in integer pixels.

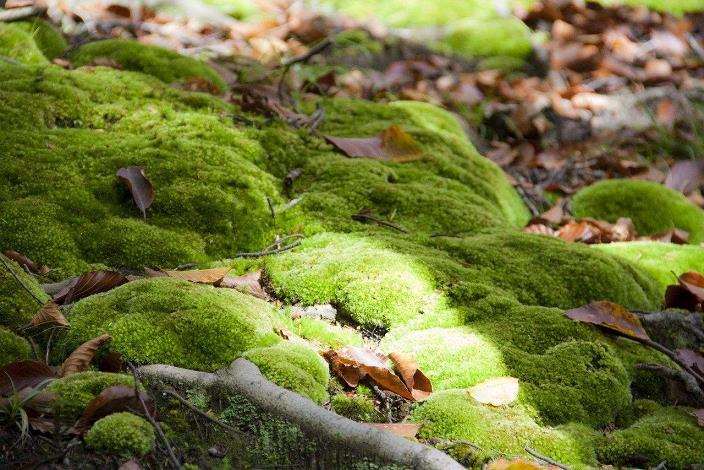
[
  {"left": 30, "top": 301, "right": 68, "bottom": 329},
  {"left": 323, "top": 347, "right": 414, "bottom": 400},
  {"left": 648, "top": 228, "right": 689, "bottom": 244},
  {"left": 468, "top": 377, "right": 519, "bottom": 406},
  {"left": 555, "top": 220, "right": 602, "bottom": 243},
  {"left": 117, "top": 166, "right": 155, "bottom": 219},
  {"left": 98, "top": 350, "right": 124, "bottom": 373},
  {"left": 679, "top": 272, "right": 704, "bottom": 302},
  {"left": 665, "top": 160, "right": 704, "bottom": 195},
  {"left": 324, "top": 125, "right": 422, "bottom": 162},
  {"left": 389, "top": 352, "right": 432, "bottom": 401},
  {"left": 60, "top": 334, "right": 112, "bottom": 377},
  {"left": 675, "top": 349, "right": 704, "bottom": 376},
  {"left": 217, "top": 270, "right": 270, "bottom": 299},
  {"left": 565, "top": 300, "right": 650, "bottom": 341},
  {"left": 0, "top": 361, "right": 55, "bottom": 396},
  {"left": 367, "top": 422, "right": 421, "bottom": 438},
  {"left": 163, "top": 267, "right": 231, "bottom": 285},
  {"left": 694, "top": 409, "right": 704, "bottom": 428},
  {"left": 54, "top": 270, "right": 129, "bottom": 305},
  {"left": 523, "top": 223, "right": 556, "bottom": 237},
  {"left": 71, "top": 385, "right": 153, "bottom": 435},
  {"left": 2, "top": 250, "right": 49, "bottom": 275},
  {"left": 664, "top": 284, "right": 701, "bottom": 311}
]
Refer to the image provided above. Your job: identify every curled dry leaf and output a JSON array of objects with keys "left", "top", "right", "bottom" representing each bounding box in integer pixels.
[
  {"left": 162, "top": 267, "right": 231, "bottom": 285},
  {"left": 0, "top": 360, "right": 55, "bottom": 396},
  {"left": 665, "top": 271, "right": 704, "bottom": 311},
  {"left": 30, "top": 301, "right": 68, "bottom": 328},
  {"left": 556, "top": 219, "right": 602, "bottom": 243},
  {"left": 665, "top": 160, "right": 704, "bottom": 195},
  {"left": 324, "top": 125, "right": 422, "bottom": 162},
  {"left": 366, "top": 423, "right": 421, "bottom": 439},
  {"left": 468, "top": 377, "right": 519, "bottom": 406},
  {"left": 389, "top": 352, "right": 432, "bottom": 401},
  {"left": 116, "top": 166, "right": 155, "bottom": 219},
  {"left": 694, "top": 409, "right": 704, "bottom": 428},
  {"left": 565, "top": 300, "right": 650, "bottom": 341},
  {"left": 53, "top": 270, "right": 130, "bottom": 305},
  {"left": 648, "top": 228, "right": 689, "bottom": 244},
  {"left": 2, "top": 250, "right": 49, "bottom": 275},
  {"left": 675, "top": 349, "right": 704, "bottom": 376},
  {"left": 98, "top": 350, "right": 124, "bottom": 373},
  {"left": 60, "top": 334, "right": 112, "bottom": 377},
  {"left": 71, "top": 384, "right": 154, "bottom": 435},
  {"left": 217, "top": 270, "right": 270, "bottom": 299}
]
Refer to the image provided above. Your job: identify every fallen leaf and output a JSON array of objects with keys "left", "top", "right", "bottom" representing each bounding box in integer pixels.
[
  {"left": 389, "top": 352, "right": 432, "bottom": 401},
  {"left": 665, "top": 160, "right": 704, "bottom": 195},
  {"left": 648, "top": 228, "right": 689, "bottom": 244},
  {"left": 565, "top": 301, "right": 650, "bottom": 341},
  {"left": 556, "top": 220, "right": 602, "bottom": 243},
  {"left": 523, "top": 223, "right": 557, "bottom": 236},
  {"left": 116, "top": 166, "right": 155, "bottom": 219},
  {"left": 485, "top": 458, "right": 545, "bottom": 470},
  {"left": 29, "top": 301, "right": 68, "bottom": 328},
  {"left": 675, "top": 349, "right": 704, "bottom": 376},
  {"left": 163, "top": 267, "right": 231, "bottom": 285},
  {"left": 217, "top": 270, "right": 270, "bottom": 299},
  {"left": 71, "top": 385, "right": 153, "bottom": 435},
  {"left": 367, "top": 423, "right": 421, "bottom": 438},
  {"left": 53, "top": 270, "right": 129, "bottom": 305},
  {"left": 60, "top": 334, "right": 112, "bottom": 377},
  {"left": 468, "top": 377, "right": 519, "bottom": 406},
  {"left": 324, "top": 125, "right": 422, "bottom": 162},
  {"left": 693, "top": 409, "right": 704, "bottom": 427},
  {"left": 2, "top": 250, "right": 49, "bottom": 275},
  {"left": 664, "top": 284, "right": 700, "bottom": 311},
  {"left": 98, "top": 350, "right": 124, "bottom": 373},
  {"left": 678, "top": 271, "right": 704, "bottom": 302},
  {"left": 0, "top": 361, "right": 55, "bottom": 396}
]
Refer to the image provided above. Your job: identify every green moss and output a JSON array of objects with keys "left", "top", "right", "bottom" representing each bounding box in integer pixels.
[
  {"left": 85, "top": 412, "right": 155, "bottom": 457},
  {"left": 594, "top": 241, "right": 704, "bottom": 294},
  {"left": 440, "top": 18, "right": 533, "bottom": 59},
  {"left": 596, "top": 405, "right": 704, "bottom": 469},
  {"left": 413, "top": 390, "right": 598, "bottom": 466},
  {"left": 331, "top": 393, "right": 383, "bottom": 422},
  {"left": 70, "top": 39, "right": 226, "bottom": 93},
  {"left": 0, "top": 254, "right": 49, "bottom": 329},
  {"left": 289, "top": 316, "right": 364, "bottom": 349},
  {"left": 572, "top": 179, "right": 704, "bottom": 244},
  {"left": 0, "top": 23, "right": 49, "bottom": 65},
  {"left": 242, "top": 343, "right": 329, "bottom": 404},
  {"left": 61, "top": 278, "right": 280, "bottom": 371},
  {"left": 46, "top": 371, "right": 135, "bottom": 422},
  {"left": 14, "top": 19, "right": 67, "bottom": 60},
  {"left": 0, "top": 326, "right": 31, "bottom": 367}
]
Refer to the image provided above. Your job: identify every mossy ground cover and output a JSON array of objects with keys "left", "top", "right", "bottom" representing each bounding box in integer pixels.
[{"left": 1, "top": 25, "right": 703, "bottom": 467}]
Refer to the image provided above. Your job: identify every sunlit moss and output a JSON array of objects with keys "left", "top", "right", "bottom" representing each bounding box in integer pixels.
[
  {"left": 85, "top": 412, "right": 155, "bottom": 457},
  {"left": 47, "top": 371, "right": 135, "bottom": 422},
  {"left": 0, "top": 23, "right": 49, "bottom": 65}
]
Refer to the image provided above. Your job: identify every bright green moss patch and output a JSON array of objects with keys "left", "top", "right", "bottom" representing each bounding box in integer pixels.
[
  {"left": 0, "top": 327, "right": 31, "bottom": 367},
  {"left": 70, "top": 39, "right": 226, "bottom": 93},
  {"left": 47, "top": 371, "right": 135, "bottom": 422},
  {"left": 85, "top": 412, "right": 155, "bottom": 457},
  {"left": 573, "top": 179, "right": 704, "bottom": 244},
  {"left": 0, "top": 254, "right": 49, "bottom": 329},
  {"left": 413, "top": 390, "right": 599, "bottom": 466},
  {"left": 242, "top": 343, "right": 330, "bottom": 404},
  {"left": 289, "top": 316, "right": 364, "bottom": 349},
  {"left": 0, "top": 23, "right": 49, "bottom": 65},
  {"left": 330, "top": 393, "right": 383, "bottom": 422},
  {"left": 596, "top": 405, "right": 704, "bottom": 469},
  {"left": 61, "top": 278, "right": 280, "bottom": 371},
  {"left": 14, "top": 19, "right": 67, "bottom": 60}
]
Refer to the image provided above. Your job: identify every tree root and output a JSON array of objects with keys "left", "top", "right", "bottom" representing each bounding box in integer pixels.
[
  {"left": 138, "top": 358, "right": 463, "bottom": 470},
  {"left": 636, "top": 363, "right": 704, "bottom": 406}
]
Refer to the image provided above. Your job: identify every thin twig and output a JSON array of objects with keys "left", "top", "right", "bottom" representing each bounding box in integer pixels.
[
  {"left": 281, "top": 37, "right": 334, "bottom": 67},
  {"left": 128, "top": 364, "right": 182, "bottom": 469},
  {"left": 161, "top": 387, "right": 242, "bottom": 435},
  {"left": 352, "top": 212, "right": 408, "bottom": 233},
  {"left": 0, "top": 254, "right": 44, "bottom": 305},
  {"left": 525, "top": 447, "right": 569, "bottom": 470},
  {"left": 235, "top": 240, "right": 301, "bottom": 258},
  {"left": 266, "top": 196, "right": 276, "bottom": 220},
  {"left": 639, "top": 337, "right": 704, "bottom": 386}
]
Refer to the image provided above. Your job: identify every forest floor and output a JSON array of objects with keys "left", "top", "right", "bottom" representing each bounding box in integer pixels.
[{"left": 1, "top": 0, "right": 704, "bottom": 469}]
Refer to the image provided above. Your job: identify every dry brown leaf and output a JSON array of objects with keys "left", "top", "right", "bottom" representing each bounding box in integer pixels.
[
  {"left": 163, "top": 267, "right": 231, "bottom": 285},
  {"left": 117, "top": 166, "right": 155, "bottom": 219},
  {"left": 468, "top": 377, "right": 519, "bottom": 406},
  {"left": 647, "top": 228, "right": 689, "bottom": 244},
  {"left": 556, "top": 220, "right": 602, "bottom": 243},
  {"left": 71, "top": 384, "right": 154, "bottom": 435},
  {"left": 678, "top": 271, "right": 704, "bottom": 301},
  {"left": 565, "top": 300, "right": 650, "bottom": 341},
  {"left": 665, "top": 160, "right": 704, "bottom": 195},
  {"left": 53, "top": 270, "right": 129, "bottom": 305},
  {"left": 675, "top": 349, "right": 704, "bottom": 376},
  {"left": 367, "top": 423, "right": 421, "bottom": 438},
  {"left": 2, "top": 250, "right": 49, "bottom": 275},
  {"left": 693, "top": 409, "right": 704, "bottom": 428},
  {"left": 324, "top": 125, "right": 422, "bottom": 162},
  {"left": 523, "top": 223, "right": 557, "bottom": 237},
  {"left": 0, "top": 361, "right": 55, "bottom": 396},
  {"left": 60, "top": 334, "right": 112, "bottom": 377},
  {"left": 217, "top": 270, "right": 270, "bottom": 299},
  {"left": 30, "top": 301, "right": 68, "bottom": 329},
  {"left": 389, "top": 352, "right": 432, "bottom": 401}
]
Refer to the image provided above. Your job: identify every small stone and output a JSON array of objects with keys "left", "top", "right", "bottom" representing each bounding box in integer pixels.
[{"left": 293, "top": 304, "right": 337, "bottom": 322}]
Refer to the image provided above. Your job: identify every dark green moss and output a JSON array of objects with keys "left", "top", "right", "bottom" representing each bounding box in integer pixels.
[
  {"left": 0, "top": 23, "right": 49, "bottom": 65},
  {"left": 330, "top": 393, "right": 384, "bottom": 422},
  {"left": 85, "top": 412, "right": 155, "bottom": 457},
  {"left": 0, "top": 326, "right": 31, "bottom": 367},
  {"left": 0, "top": 254, "right": 49, "bottom": 329},
  {"left": 46, "top": 371, "right": 135, "bottom": 422}
]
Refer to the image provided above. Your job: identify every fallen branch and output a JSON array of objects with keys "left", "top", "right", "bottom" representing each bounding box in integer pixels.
[
  {"left": 635, "top": 310, "right": 704, "bottom": 347},
  {"left": 139, "top": 359, "right": 463, "bottom": 470},
  {"left": 525, "top": 446, "right": 569, "bottom": 470},
  {"left": 0, "top": 5, "right": 43, "bottom": 22}
]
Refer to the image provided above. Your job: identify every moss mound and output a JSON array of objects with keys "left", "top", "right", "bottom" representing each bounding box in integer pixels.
[
  {"left": 330, "top": 392, "right": 383, "bottom": 422},
  {"left": 573, "top": 179, "right": 704, "bottom": 244},
  {"left": 0, "top": 327, "right": 31, "bottom": 367},
  {"left": 70, "top": 39, "right": 226, "bottom": 92},
  {"left": 14, "top": 19, "right": 67, "bottom": 60},
  {"left": 61, "top": 278, "right": 280, "bottom": 371},
  {"left": 0, "top": 23, "right": 49, "bottom": 65},
  {"left": 47, "top": 371, "right": 135, "bottom": 422},
  {"left": 0, "top": 254, "right": 49, "bottom": 329},
  {"left": 85, "top": 412, "right": 155, "bottom": 457},
  {"left": 242, "top": 343, "right": 330, "bottom": 404}
]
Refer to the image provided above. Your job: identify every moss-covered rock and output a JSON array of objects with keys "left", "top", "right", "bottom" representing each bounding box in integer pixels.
[
  {"left": 46, "top": 371, "right": 135, "bottom": 422},
  {"left": 85, "top": 412, "right": 155, "bottom": 457},
  {"left": 241, "top": 343, "right": 329, "bottom": 404},
  {"left": 61, "top": 278, "right": 280, "bottom": 371},
  {"left": 0, "top": 254, "right": 49, "bottom": 329},
  {"left": 0, "top": 23, "right": 49, "bottom": 65},
  {"left": 596, "top": 405, "right": 704, "bottom": 469},
  {"left": 573, "top": 179, "right": 704, "bottom": 244},
  {"left": 14, "top": 19, "right": 67, "bottom": 60},
  {"left": 0, "top": 326, "right": 31, "bottom": 367},
  {"left": 70, "top": 39, "right": 226, "bottom": 93}
]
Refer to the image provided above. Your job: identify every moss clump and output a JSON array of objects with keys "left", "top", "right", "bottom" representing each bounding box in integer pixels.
[
  {"left": 85, "top": 412, "right": 155, "bottom": 457},
  {"left": 572, "top": 179, "right": 704, "bottom": 244},
  {"left": 330, "top": 393, "right": 383, "bottom": 422},
  {"left": 70, "top": 39, "right": 226, "bottom": 93},
  {"left": 242, "top": 343, "right": 329, "bottom": 404},
  {"left": 14, "top": 19, "right": 67, "bottom": 60},
  {"left": 596, "top": 405, "right": 704, "bottom": 469},
  {"left": 0, "top": 23, "right": 49, "bottom": 65},
  {"left": 594, "top": 241, "right": 704, "bottom": 294},
  {"left": 413, "top": 390, "right": 598, "bottom": 466},
  {"left": 288, "top": 316, "right": 364, "bottom": 349},
  {"left": 61, "top": 278, "right": 280, "bottom": 371},
  {"left": 440, "top": 18, "right": 533, "bottom": 59},
  {"left": 46, "top": 371, "right": 135, "bottom": 422},
  {"left": 0, "top": 327, "right": 31, "bottom": 367},
  {"left": 0, "top": 254, "right": 49, "bottom": 329}
]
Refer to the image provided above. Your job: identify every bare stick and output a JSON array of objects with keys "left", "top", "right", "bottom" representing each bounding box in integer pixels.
[
  {"left": 0, "top": 5, "right": 42, "bottom": 22},
  {"left": 352, "top": 212, "right": 408, "bottom": 233},
  {"left": 0, "top": 254, "right": 45, "bottom": 305},
  {"left": 525, "top": 446, "right": 569, "bottom": 470},
  {"left": 235, "top": 240, "right": 301, "bottom": 258}
]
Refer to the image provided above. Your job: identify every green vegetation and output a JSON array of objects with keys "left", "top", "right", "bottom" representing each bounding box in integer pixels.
[
  {"left": 0, "top": 254, "right": 48, "bottom": 330},
  {"left": 14, "top": 19, "right": 67, "bottom": 60},
  {"left": 330, "top": 393, "right": 384, "bottom": 422},
  {"left": 46, "top": 371, "right": 135, "bottom": 422},
  {"left": 0, "top": 23, "right": 49, "bottom": 65},
  {"left": 85, "top": 412, "right": 155, "bottom": 457},
  {"left": 0, "top": 327, "right": 30, "bottom": 367}
]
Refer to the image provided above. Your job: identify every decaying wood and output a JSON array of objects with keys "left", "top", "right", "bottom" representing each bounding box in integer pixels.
[{"left": 139, "top": 358, "right": 463, "bottom": 470}]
